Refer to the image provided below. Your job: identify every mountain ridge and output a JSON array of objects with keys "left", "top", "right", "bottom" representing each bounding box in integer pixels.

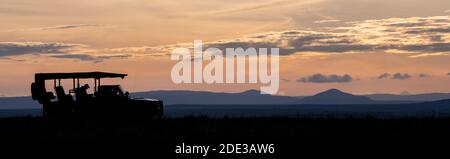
[
  {"left": 133, "top": 89, "right": 298, "bottom": 105},
  {"left": 1, "top": 89, "right": 450, "bottom": 108},
  {"left": 297, "top": 89, "right": 377, "bottom": 104},
  {"left": 367, "top": 92, "right": 450, "bottom": 102}
]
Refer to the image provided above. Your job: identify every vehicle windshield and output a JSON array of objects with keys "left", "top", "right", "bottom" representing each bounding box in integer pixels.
[
  {"left": 97, "top": 85, "right": 125, "bottom": 98},
  {"left": 115, "top": 86, "right": 124, "bottom": 97}
]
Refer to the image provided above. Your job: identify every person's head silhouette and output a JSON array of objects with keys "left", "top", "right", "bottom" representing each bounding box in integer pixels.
[{"left": 84, "top": 84, "right": 90, "bottom": 89}]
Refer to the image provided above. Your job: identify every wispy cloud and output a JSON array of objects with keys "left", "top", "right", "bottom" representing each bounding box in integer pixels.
[
  {"left": 314, "top": 19, "right": 341, "bottom": 23},
  {"left": 0, "top": 42, "right": 130, "bottom": 62},
  {"left": 297, "top": 74, "right": 353, "bottom": 83},
  {"left": 392, "top": 73, "right": 412, "bottom": 80},
  {"left": 378, "top": 73, "right": 391, "bottom": 79},
  {"left": 211, "top": 0, "right": 320, "bottom": 15},
  {"left": 378, "top": 73, "right": 412, "bottom": 80},
  {"left": 40, "top": 24, "right": 99, "bottom": 30},
  {"left": 50, "top": 54, "right": 97, "bottom": 61},
  {"left": 10, "top": 24, "right": 101, "bottom": 32},
  {"left": 0, "top": 42, "right": 85, "bottom": 57},
  {"left": 281, "top": 78, "right": 291, "bottom": 82},
  {"left": 419, "top": 73, "right": 430, "bottom": 78},
  {"left": 408, "top": 53, "right": 448, "bottom": 58}
]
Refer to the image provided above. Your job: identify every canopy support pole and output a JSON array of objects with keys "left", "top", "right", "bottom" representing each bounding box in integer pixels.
[{"left": 72, "top": 78, "right": 75, "bottom": 90}]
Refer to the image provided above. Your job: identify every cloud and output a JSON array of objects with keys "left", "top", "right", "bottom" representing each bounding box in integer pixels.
[
  {"left": 297, "top": 74, "right": 353, "bottom": 83},
  {"left": 0, "top": 42, "right": 85, "bottom": 57},
  {"left": 281, "top": 78, "right": 291, "bottom": 82},
  {"left": 97, "top": 54, "right": 131, "bottom": 59},
  {"left": 212, "top": 0, "right": 311, "bottom": 15},
  {"left": 50, "top": 54, "right": 97, "bottom": 61},
  {"left": 202, "top": 31, "right": 376, "bottom": 56},
  {"left": 101, "top": 45, "right": 179, "bottom": 57},
  {"left": 9, "top": 24, "right": 101, "bottom": 32},
  {"left": 39, "top": 24, "right": 99, "bottom": 30},
  {"left": 404, "top": 27, "right": 450, "bottom": 34},
  {"left": 419, "top": 73, "right": 430, "bottom": 78},
  {"left": 409, "top": 52, "right": 449, "bottom": 58},
  {"left": 314, "top": 19, "right": 341, "bottom": 24},
  {"left": 109, "top": 16, "right": 449, "bottom": 58},
  {"left": 4, "top": 15, "right": 449, "bottom": 62},
  {"left": 379, "top": 73, "right": 412, "bottom": 80},
  {"left": 49, "top": 53, "right": 130, "bottom": 62},
  {"left": 378, "top": 73, "right": 391, "bottom": 79},
  {"left": 197, "top": 16, "right": 450, "bottom": 56},
  {"left": 0, "top": 42, "right": 131, "bottom": 62},
  {"left": 392, "top": 73, "right": 411, "bottom": 80}
]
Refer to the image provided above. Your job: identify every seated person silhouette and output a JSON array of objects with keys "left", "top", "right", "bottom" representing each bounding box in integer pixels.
[
  {"left": 55, "top": 86, "right": 73, "bottom": 103},
  {"left": 75, "top": 84, "right": 92, "bottom": 102}
]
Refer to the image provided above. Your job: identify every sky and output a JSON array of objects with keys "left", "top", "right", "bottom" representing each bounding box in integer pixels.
[{"left": 0, "top": 0, "right": 450, "bottom": 96}]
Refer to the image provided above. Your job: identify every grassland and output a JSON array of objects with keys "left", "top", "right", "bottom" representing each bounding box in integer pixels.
[{"left": 1, "top": 116, "right": 450, "bottom": 140}]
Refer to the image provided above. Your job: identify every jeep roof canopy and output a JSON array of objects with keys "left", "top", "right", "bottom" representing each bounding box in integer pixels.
[{"left": 35, "top": 72, "right": 127, "bottom": 80}]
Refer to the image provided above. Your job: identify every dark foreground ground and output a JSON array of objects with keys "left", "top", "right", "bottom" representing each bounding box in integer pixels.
[
  {"left": 1, "top": 117, "right": 450, "bottom": 158},
  {"left": 1, "top": 116, "right": 450, "bottom": 140}
]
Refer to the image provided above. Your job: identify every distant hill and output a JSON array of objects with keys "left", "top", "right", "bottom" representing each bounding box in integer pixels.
[
  {"left": 420, "top": 98, "right": 450, "bottom": 106},
  {"left": 366, "top": 93, "right": 450, "bottom": 102},
  {"left": 132, "top": 89, "right": 299, "bottom": 105},
  {"left": 2, "top": 89, "right": 450, "bottom": 109},
  {"left": 297, "top": 89, "right": 377, "bottom": 104},
  {"left": 0, "top": 96, "right": 40, "bottom": 109}
]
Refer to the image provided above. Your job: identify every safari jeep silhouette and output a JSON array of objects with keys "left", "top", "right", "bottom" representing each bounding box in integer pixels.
[{"left": 31, "top": 72, "right": 163, "bottom": 119}]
